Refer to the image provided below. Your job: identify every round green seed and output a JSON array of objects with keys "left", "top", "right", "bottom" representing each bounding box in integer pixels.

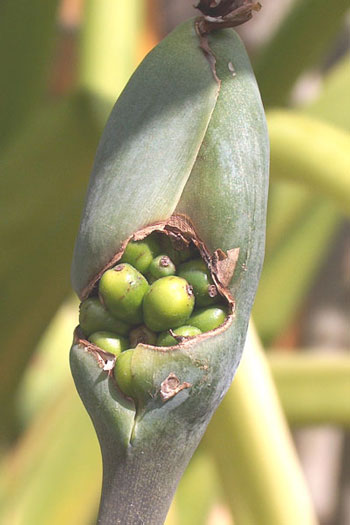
[
  {"left": 89, "top": 331, "right": 129, "bottom": 356},
  {"left": 143, "top": 276, "right": 195, "bottom": 331},
  {"left": 99, "top": 263, "right": 149, "bottom": 324},
  {"left": 188, "top": 306, "right": 227, "bottom": 332},
  {"left": 156, "top": 325, "right": 202, "bottom": 347},
  {"left": 147, "top": 255, "right": 176, "bottom": 281},
  {"left": 114, "top": 349, "right": 135, "bottom": 398},
  {"left": 177, "top": 258, "right": 219, "bottom": 307},
  {"left": 129, "top": 325, "right": 157, "bottom": 347},
  {"left": 120, "top": 234, "right": 161, "bottom": 274},
  {"left": 79, "top": 297, "right": 130, "bottom": 337}
]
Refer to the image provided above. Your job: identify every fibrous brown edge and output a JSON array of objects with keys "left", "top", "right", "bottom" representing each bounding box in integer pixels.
[
  {"left": 195, "top": 1, "right": 261, "bottom": 32},
  {"left": 80, "top": 214, "right": 238, "bottom": 302},
  {"left": 194, "top": 1, "right": 261, "bottom": 80},
  {"left": 75, "top": 214, "right": 238, "bottom": 368}
]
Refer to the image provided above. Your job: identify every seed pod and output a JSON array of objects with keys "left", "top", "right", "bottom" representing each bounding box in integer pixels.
[{"left": 70, "top": 13, "right": 269, "bottom": 525}]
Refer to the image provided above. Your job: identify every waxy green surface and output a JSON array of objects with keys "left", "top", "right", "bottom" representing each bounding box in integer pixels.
[
  {"left": 71, "top": 21, "right": 219, "bottom": 296},
  {"left": 70, "top": 321, "right": 240, "bottom": 524},
  {"left": 70, "top": 18, "right": 269, "bottom": 525}
]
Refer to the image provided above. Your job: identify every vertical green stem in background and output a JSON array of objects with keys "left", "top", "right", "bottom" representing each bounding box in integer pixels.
[
  {"left": 253, "top": 198, "right": 339, "bottom": 344},
  {"left": 0, "top": 382, "right": 101, "bottom": 525},
  {"left": 203, "top": 324, "right": 318, "bottom": 525},
  {"left": 254, "top": 0, "right": 349, "bottom": 107},
  {"left": 265, "top": 182, "right": 315, "bottom": 254},
  {"left": 268, "top": 353, "right": 350, "bottom": 427},
  {"left": 0, "top": 94, "right": 100, "bottom": 440},
  {"left": 305, "top": 57, "right": 350, "bottom": 131},
  {"left": 171, "top": 451, "right": 221, "bottom": 525},
  {"left": 79, "top": 0, "right": 145, "bottom": 102},
  {"left": 268, "top": 111, "right": 350, "bottom": 213},
  {"left": 0, "top": 0, "right": 59, "bottom": 147}
]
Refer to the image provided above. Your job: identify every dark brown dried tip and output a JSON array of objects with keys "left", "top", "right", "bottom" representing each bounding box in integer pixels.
[{"left": 196, "top": 0, "right": 261, "bottom": 33}]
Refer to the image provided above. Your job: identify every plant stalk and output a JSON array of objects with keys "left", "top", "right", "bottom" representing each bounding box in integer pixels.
[
  {"left": 203, "top": 323, "right": 318, "bottom": 525},
  {"left": 269, "top": 352, "right": 350, "bottom": 427}
]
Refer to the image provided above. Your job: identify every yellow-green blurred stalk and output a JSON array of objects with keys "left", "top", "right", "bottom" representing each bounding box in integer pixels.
[{"left": 204, "top": 324, "right": 318, "bottom": 525}]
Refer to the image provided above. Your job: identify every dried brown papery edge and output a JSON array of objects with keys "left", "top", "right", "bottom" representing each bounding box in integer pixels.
[
  {"left": 80, "top": 214, "right": 239, "bottom": 302},
  {"left": 74, "top": 214, "right": 238, "bottom": 362}
]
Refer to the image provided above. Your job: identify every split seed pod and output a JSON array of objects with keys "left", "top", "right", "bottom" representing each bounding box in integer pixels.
[{"left": 70, "top": 13, "right": 269, "bottom": 525}]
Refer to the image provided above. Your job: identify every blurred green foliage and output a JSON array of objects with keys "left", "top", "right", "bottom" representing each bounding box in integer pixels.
[{"left": 1, "top": 0, "right": 349, "bottom": 523}]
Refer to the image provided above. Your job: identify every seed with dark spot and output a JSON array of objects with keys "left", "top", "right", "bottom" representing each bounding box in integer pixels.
[
  {"left": 160, "top": 256, "right": 170, "bottom": 267},
  {"left": 147, "top": 254, "right": 176, "bottom": 281},
  {"left": 208, "top": 284, "right": 218, "bottom": 298},
  {"left": 178, "top": 258, "right": 220, "bottom": 307}
]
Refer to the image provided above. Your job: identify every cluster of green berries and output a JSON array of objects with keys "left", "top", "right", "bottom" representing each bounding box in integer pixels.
[{"left": 79, "top": 233, "right": 227, "bottom": 362}]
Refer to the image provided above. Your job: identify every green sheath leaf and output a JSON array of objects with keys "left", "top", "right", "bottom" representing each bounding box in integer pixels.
[
  {"left": 71, "top": 20, "right": 219, "bottom": 297},
  {"left": 70, "top": 18, "right": 269, "bottom": 524}
]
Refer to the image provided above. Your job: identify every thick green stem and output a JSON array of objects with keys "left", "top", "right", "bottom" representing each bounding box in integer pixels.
[
  {"left": 79, "top": 0, "right": 144, "bottom": 101},
  {"left": 203, "top": 324, "right": 318, "bottom": 525}
]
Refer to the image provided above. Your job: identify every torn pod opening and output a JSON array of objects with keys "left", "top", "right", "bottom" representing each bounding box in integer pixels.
[{"left": 74, "top": 214, "right": 236, "bottom": 398}]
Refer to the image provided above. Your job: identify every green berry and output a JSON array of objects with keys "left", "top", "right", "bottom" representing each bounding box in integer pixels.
[
  {"left": 188, "top": 306, "right": 227, "bottom": 332},
  {"left": 114, "top": 349, "right": 135, "bottom": 398},
  {"left": 99, "top": 263, "right": 149, "bottom": 324},
  {"left": 143, "top": 276, "right": 195, "bottom": 331},
  {"left": 120, "top": 234, "right": 161, "bottom": 274},
  {"left": 177, "top": 258, "right": 219, "bottom": 307},
  {"left": 148, "top": 255, "right": 176, "bottom": 281},
  {"left": 129, "top": 325, "right": 157, "bottom": 347},
  {"left": 79, "top": 297, "right": 130, "bottom": 337},
  {"left": 89, "top": 331, "right": 129, "bottom": 356},
  {"left": 156, "top": 325, "right": 202, "bottom": 347}
]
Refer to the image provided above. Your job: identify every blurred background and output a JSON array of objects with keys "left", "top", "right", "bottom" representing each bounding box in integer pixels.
[{"left": 0, "top": 1, "right": 349, "bottom": 524}]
